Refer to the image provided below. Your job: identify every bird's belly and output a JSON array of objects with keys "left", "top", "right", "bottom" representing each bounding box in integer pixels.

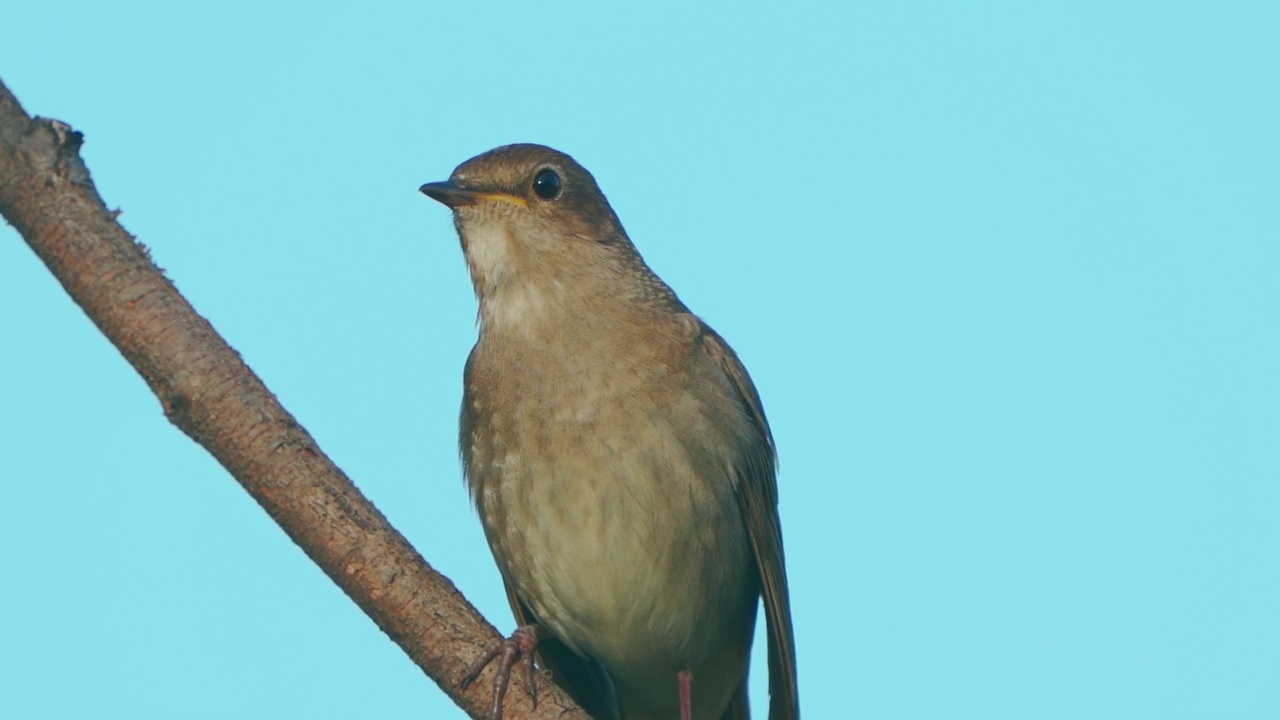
[{"left": 474, "top": 406, "right": 758, "bottom": 714}]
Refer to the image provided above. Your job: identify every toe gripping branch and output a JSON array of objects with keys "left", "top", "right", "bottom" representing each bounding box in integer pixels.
[{"left": 460, "top": 624, "right": 545, "bottom": 720}]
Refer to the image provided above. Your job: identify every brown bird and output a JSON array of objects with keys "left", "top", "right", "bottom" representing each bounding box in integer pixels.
[{"left": 420, "top": 144, "right": 798, "bottom": 720}]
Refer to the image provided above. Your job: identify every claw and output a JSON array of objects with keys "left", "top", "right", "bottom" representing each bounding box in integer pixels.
[{"left": 460, "top": 624, "right": 544, "bottom": 720}]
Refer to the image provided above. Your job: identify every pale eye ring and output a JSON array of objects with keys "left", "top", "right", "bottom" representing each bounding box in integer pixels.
[{"left": 532, "top": 168, "right": 562, "bottom": 200}]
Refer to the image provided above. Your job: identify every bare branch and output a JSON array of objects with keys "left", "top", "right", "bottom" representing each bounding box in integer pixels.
[{"left": 0, "top": 77, "right": 589, "bottom": 720}]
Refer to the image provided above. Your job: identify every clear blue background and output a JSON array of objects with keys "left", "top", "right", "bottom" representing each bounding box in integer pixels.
[{"left": 2, "top": 2, "right": 1277, "bottom": 718}]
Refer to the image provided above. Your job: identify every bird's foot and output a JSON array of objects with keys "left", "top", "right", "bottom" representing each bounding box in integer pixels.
[
  {"left": 460, "top": 623, "right": 544, "bottom": 720},
  {"left": 678, "top": 668, "right": 693, "bottom": 720}
]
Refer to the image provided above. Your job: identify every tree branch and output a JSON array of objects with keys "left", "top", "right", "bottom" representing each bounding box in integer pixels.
[{"left": 0, "top": 76, "right": 588, "bottom": 720}]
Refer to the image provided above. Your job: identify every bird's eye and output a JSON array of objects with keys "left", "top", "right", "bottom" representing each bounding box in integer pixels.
[{"left": 532, "top": 168, "right": 562, "bottom": 200}]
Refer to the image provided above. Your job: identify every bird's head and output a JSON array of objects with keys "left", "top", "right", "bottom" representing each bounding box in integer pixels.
[{"left": 420, "top": 144, "right": 633, "bottom": 294}]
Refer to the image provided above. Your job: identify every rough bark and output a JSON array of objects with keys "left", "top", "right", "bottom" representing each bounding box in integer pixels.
[{"left": 0, "top": 76, "right": 589, "bottom": 720}]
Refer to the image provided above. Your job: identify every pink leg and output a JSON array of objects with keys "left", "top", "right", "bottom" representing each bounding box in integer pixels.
[
  {"left": 460, "top": 624, "right": 543, "bottom": 720},
  {"left": 678, "top": 668, "right": 693, "bottom": 720}
]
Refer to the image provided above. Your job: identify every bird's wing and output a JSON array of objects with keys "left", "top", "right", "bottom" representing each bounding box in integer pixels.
[
  {"left": 505, "top": 583, "right": 620, "bottom": 720},
  {"left": 698, "top": 324, "right": 800, "bottom": 720}
]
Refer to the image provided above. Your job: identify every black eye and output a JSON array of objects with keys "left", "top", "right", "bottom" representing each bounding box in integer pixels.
[{"left": 532, "top": 168, "right": 562, "bottom": 200}]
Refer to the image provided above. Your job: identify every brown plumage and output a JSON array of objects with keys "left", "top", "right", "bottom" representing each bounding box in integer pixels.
[{"left": 420, "top": 144, "right": 798, "bottom": 720}]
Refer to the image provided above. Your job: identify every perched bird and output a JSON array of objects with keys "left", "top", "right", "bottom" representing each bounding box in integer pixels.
[{"left": 420, "top": 144, "right": 798, "bottom": 720}]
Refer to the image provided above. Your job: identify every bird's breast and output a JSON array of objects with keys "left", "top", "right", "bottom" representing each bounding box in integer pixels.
[{"left": 462, "top": 318, "right": 758, "bottom": 708}]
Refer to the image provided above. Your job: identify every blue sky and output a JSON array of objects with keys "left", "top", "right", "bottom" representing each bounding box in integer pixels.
[{"left": 2, "top": 2, "right": 1277, "bottom": 718}]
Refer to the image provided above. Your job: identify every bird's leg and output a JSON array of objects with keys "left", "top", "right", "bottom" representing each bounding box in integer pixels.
[
  {"left": 678, "top": 668, "right": 693, "bottom": 720},
  {"left": 460, "top": 624, "right": 544, "bottom": 720}
]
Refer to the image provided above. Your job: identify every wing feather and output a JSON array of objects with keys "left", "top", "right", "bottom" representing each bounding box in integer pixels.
[{"left": 697, "top": 324, "right": 800, "bottom": 720}]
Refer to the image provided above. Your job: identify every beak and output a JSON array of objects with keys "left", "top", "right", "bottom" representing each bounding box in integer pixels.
[{"left": 419, "top": 181, "right": 527, "bottom": 208}]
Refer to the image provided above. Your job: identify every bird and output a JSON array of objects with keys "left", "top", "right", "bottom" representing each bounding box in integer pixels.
[{"left": 419, "top": 144, "right": 798, "bottom": 720}]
